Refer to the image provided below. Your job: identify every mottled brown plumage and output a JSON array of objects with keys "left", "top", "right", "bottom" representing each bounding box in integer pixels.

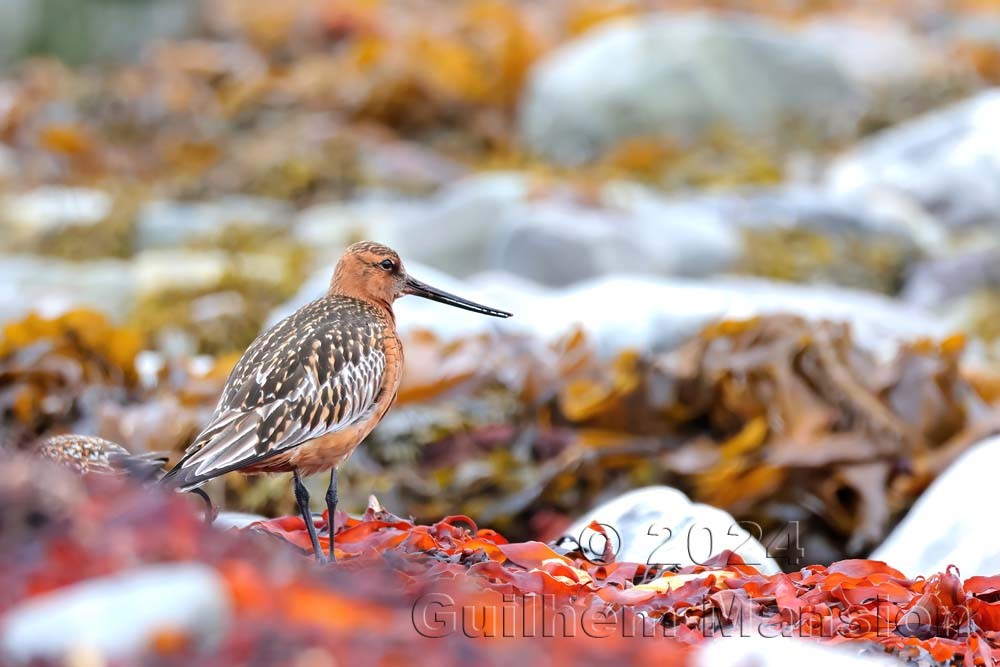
[
  {"left": 163, "top": 241, "right": 511, "bottom": 561},
  {"left": 38, "top": 434, "right": 168, "bottom": 481},
  {"left": 164, "top": 296, "right": 395, "bottom": 488}
]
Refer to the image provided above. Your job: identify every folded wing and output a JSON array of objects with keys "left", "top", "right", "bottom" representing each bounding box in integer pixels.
[{"left": 163, "top": 299, "right": 386, "bottom": 490}]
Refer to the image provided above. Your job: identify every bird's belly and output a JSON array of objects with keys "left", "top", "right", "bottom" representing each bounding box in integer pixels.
[{"left": 287, "top": 426, "right": 368, "bottom": 476}]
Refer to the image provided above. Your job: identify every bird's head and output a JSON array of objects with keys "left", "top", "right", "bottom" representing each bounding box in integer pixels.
[{"left": 329, "top": 241, "right": 512, "bottom": 318}]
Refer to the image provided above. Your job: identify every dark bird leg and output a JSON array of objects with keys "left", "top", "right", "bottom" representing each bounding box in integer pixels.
[
  {"left": 292, "top": 470, "right": 324, "bottom": 561},
  {"left": 188, "top": 488, "right": 216, "bottom": 525},
  {"left": 324, "top": 467, "right": 338, "bottom": 563}
]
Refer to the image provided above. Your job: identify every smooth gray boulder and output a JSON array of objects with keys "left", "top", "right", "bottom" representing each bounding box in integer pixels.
[
  {"left": 796, "top": 14, "right": 975, "bottom": 131},
  {"left": 900, "top": 249, "right": 1000, "bottom": 360},
  {"left": 520, "top": 13, "right": 863, "bottom": 164},
  {"left": 367, "top": 172, "right": 923, "bottom": 290},
  {"left": 829, "top": 89, "right": 1000, "bottom": 234},
  {"left": 489, "top": 183, "right": 741, "bottom": 285},
  {"left": 902, "top": 248, "right": 1000, "bottom": 309},
  {"left": 373, "top": 173, "right": 530, "bottom": 277}
]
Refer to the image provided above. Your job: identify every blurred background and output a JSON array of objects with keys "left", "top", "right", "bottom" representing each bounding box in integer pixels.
[{"left": 2, "top": 0, "right": 1000, "bottom": 566}]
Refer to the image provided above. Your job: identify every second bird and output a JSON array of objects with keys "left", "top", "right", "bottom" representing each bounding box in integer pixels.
[{"left": 163, "top": 241, "right": 511, "bottom": 561}]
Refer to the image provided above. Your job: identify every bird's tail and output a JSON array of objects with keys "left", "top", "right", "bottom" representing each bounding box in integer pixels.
[
  {"left": 108, "top": 451, "right": 170, "bottom": 483},
  {"left": 160, "top": 411, "right": 264, "bottom": 492}
]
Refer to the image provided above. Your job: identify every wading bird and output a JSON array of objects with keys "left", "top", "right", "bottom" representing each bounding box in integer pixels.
[
  {"left": 163, "top": 242, "right": 511, "bottom": 561},
  {"left": 39, "top": 434, "right": 169, "bottom": 481},
  {"left": 39, "top": 434, "right": 215, "bottom": 521}
]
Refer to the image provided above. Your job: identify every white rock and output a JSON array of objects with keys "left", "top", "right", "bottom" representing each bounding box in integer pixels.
[
  {"left": 375, "top": 172, "right": 741, "bottom": 284},
  {"left": 296, "top": 202, "right": 378, "bottom": 250},
  {"left": 829, "top": 89, "right": 1000, "bottom": 232},
  {"left": 214, "top": 511, "right": 267, "bottom": 530},
  {"left": 133, "top": 250, "right": 287, "bottom": 295},
  {"left": 137, "top": 196, "right": 290, "bottom": 250},
  {"left": 797, "top": 17, "right": 951, "bottom": 92},
  {"left": 274, "top": 264, "right": 946, "bottom": 361},
  {"left": 133, "top": 250, "right": 227, "bottom": 294},
  {"left": 706, "top": 186, "right": 917, "bottom": 240},
  {"left": 416, "top": 272, "right": 942, "bottom": 359},
  {"left": 490, "top": 183, "right": 742, "bottom": 284},
  {"left": 870, "top": 435, "right": 1000, "bottom": 577},
  {"left": 1, "top": 187, "right": 112, "bottom": 236},
  {"left": 373, "top": 172, "right": 530, "bottom": 277},
  {"left": 565, "top": 486, "right": 781, "bottom": 574},
  {"left": 902, "top": 248, "right": 1000, "bottom": 309},
  {"left": 603, "top": 182, "right": 743, "bottom": 276},
  {"left": 520, "top": 13, "right": 862, "bottom": 164},
  {"left": 0, "top": 254, "right": 134, "bottom": 323},
  {"left": 0, "top": 563, "right": 229, "bottom": 662},
  {"left": 696, "top": 636, "right": 895, "bottom": 666},
  {"left": 368, "top": 172, "right": 926, "bottom": 288},
  {"left": 491, "top": 205, "right": 652, "bottom": 286}
]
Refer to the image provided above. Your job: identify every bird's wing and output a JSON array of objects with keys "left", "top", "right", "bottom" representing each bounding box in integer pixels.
[{"left": 163, "top": 300, "right": 386, "bottom": 490}]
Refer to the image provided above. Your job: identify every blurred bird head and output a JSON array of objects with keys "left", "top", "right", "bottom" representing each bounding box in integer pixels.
[{"left": 330, "top": 241, "right": 512, "bottom": 318}]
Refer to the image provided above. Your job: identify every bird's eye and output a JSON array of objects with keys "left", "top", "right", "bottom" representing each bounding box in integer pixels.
[{"left": 379, "top": 259, "right": 395, "bottom": 271}]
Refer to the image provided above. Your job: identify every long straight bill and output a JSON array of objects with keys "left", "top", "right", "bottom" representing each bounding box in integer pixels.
[{"left": 403, "top": 277, "right": 512, "bottom": 318}]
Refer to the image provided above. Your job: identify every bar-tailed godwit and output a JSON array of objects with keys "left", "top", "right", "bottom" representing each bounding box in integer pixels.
[
  {"left": 39, "top": 434, "right": 168, "bottom": 480},
  {"left": 163, "top": 241, "right": 511, "bottom": 561}
]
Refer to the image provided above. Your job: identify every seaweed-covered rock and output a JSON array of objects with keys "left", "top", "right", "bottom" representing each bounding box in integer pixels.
[
  {"left": 709, "top": 186, "right": 926, "bottom": 293},
  {"left": 565, "top": 486, "right": 782, "bottom": 574},
  {"left": 520, "top": 13, "right": 863, "bottom": 164},
  {"left": 130, "top": 249, "right": 304, "bottom": 355}
]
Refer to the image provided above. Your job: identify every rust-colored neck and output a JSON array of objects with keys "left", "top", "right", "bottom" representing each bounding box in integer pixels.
[{"left": 328, "top": 269, "right": 396, "bottom": 323}]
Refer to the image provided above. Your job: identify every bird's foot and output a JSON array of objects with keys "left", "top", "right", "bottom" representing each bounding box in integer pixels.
[{"left": 187, "top": 488, "right": 217, "bottom": 525}]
